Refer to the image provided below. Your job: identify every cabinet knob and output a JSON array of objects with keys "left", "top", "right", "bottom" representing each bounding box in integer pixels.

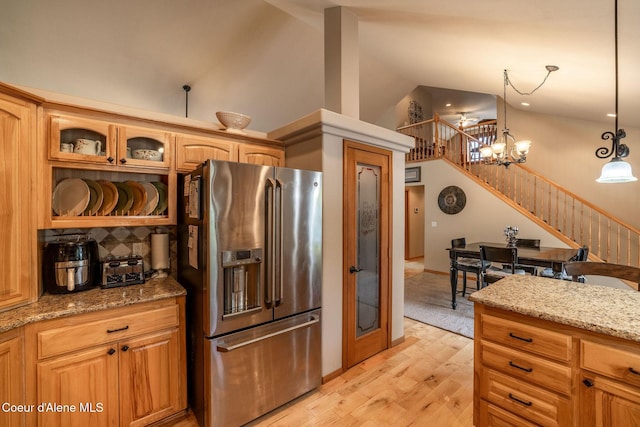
[
  {"left": 119, "top": 158, "right": 127, "bottom": 164},
  {"left": 107, "top": 156, "right": 114, "bottom": 163},
  {"left": 582, "top": 379, "right": 594, "bottom": 387},
  {"left": 121, "top": 345, "right": 129, "bottom": 352},
  {"left": 107, "top": 348, "right": 116, "bottom": 355}
]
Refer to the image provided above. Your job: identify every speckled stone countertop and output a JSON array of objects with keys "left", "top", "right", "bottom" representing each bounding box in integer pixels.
[
  {"left": 469, "top": 275, "right": 640, "bottom": 343},
  {"left": 0, "top": 276, "right": 186, "bottom": 333}
]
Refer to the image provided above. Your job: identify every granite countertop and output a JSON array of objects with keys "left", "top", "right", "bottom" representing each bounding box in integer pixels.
[
  {"left": 0, "top": 276, "right": 186, "bottom": 333},
  {"left": 469, "top": 275, "right": 640, "bottom": 343}
]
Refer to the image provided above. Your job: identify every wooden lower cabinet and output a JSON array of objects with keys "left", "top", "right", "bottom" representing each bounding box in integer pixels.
[
  {"left": 25, "top": 298, "right": 186, "bottom": 427},
  {"left": 37, "top": 344, "right": 119, "bottom": 426},
  {"left": 0, "top": 328, "right": 25, "bottom": 427},
  {"left": 475, "top": 304, "right": 640, "bottom": 427},
  {"left": 119, "top": 329, "right": 182, "bottom": 426}
]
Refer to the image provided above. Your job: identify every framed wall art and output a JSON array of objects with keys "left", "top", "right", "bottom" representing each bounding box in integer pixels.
[{"left": 405, "top": 167, "right": 421, "bottom": 183}]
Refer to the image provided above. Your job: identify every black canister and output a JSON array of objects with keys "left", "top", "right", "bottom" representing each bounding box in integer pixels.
[{"left": 43, "top": 236, "right": 99, "bottom": 294}]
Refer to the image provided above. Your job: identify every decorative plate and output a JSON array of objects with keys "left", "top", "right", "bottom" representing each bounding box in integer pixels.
[
  {"left": 52, "top": 178, "right": 90, "bottom": 216},
  {"left": 437, "top": 186, "right": 466, "bottom": 215},
  {"left": 151, "top": 181, "right": 168, "bottom": 215},
  {"left": 82, "top": 179, "right": 104, "bottom": 216},
  {"left": 139, "top": 182, "right": 159, "bottom": 216},
  {"left": 113, "top": 182, "right": 134, "bottom": 215},
  {"left": 97, "top": 180, "right": 118, "bottom": 215},
  {"left": 124, "top": 181, "right": 148, "bottom": 215}
]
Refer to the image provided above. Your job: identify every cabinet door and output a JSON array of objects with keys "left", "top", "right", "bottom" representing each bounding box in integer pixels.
[
  {"left": 0, "top": 95, "right": 36, "bottom": 309},
  {"left": 238, "top": 143, "right": 284, "bottom": 166},
  {"left": 582, "top": 375, "right": 640, "bottom": 427},
  {"left": 37, "top": 344, "right": 119, "bottom": 427},
  {"left": 49, "top": 114, "right": 116, "bottom": 165},
  {"left": 118, "top": 125, "right": 172, "bottom": 169},
  {"left": 0, "top": 330, "right": 24, "bottom": 427},
  {"left": 119, "top": 329, "right": 184, "bottom": 427},
  {"left": 175, "top": 134, "right": 237, "bottom": 172}
]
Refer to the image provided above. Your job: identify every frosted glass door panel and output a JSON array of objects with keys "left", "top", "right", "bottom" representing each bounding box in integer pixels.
[{"left": 356, "top": 164, "right": 380, "bottom": 337}]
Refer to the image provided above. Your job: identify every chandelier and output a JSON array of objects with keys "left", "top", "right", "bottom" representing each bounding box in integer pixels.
[
  {"left": 480, "top": 66, "right": 558, "bottom": 167},
  {"left": 595, "top": 0, "right": 637, "bottom": 183}
]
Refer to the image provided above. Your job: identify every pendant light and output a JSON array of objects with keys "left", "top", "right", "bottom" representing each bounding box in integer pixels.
[
  {"left": 596, "top": 0, "right": 637, "bottom": 183},
  {"left": 480, "top": 66, "right": 557, "bottom": 167}
]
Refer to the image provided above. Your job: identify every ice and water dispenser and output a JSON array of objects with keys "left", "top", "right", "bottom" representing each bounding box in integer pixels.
[{"left": 222, "top": 248, "right": 262, "bottom": 316}]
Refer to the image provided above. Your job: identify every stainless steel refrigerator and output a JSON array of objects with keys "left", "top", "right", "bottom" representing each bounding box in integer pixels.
[{"left": 177, "top": 160, "right": 322, "bottom": 427}]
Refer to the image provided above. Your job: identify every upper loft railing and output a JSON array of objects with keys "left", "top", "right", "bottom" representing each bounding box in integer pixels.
[
  {"left": 397, "top": 114, "right": 497, "bottom": 163},
  {"left": 398, "top": 115, "right": 640, "bottom": 269}
]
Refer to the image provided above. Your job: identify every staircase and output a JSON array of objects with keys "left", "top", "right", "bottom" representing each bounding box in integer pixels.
[{"left": 398, "top": 115, "right": 640, "bottom": 268}]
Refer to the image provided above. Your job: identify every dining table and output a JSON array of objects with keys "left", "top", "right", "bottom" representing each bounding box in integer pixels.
[{"left": 447, "top": 241, "right": 579, "bottom": 309}]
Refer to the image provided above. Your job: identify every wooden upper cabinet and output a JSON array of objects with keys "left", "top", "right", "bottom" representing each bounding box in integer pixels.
[
  {"left": 0, "top": 93, "right": 37, "bottom": 310},
  {"left": 49, "top": 113, "right": 116, "bottom": 165},
  {"left": 175, "top": 134, "right": 238, "bottom": 172},
  {"left": 238, "top": 143, "right": 284, "bottom": 166},
  {"left": 118, "top": 124, "right": 172, "bottom": 169},
  {"left": 49, "top": 113, "right": 172, "bottom": 170}
]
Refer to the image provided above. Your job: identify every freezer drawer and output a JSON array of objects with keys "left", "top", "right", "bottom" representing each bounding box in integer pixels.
[{"left": 206, "top": 309, "right": 321, "bottom": 427}]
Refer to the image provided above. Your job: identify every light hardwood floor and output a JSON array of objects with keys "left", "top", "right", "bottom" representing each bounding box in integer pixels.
[{"left": 166, "top": 258, "right": 475, "bottom": 426}]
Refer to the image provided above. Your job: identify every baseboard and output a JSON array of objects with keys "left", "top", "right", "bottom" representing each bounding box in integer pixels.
[
  {"left": 322, "top": 368, "right": 344, "bottom": 384},
  {"left": 391, "top": 335, "right": 405, "bottom": 347},
  {"left": 423, "top": 268, "right": 448, "bottom": 276}
]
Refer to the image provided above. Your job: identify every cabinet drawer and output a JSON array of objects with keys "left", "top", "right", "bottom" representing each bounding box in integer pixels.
[
  {"left": 481, "top": 341, "right": 572, "bottom": 395},
  {"left": 36, "top": 305, "right": 179, "bottom": 359},
  {"left": 479, "top": 400, "right": 537, "bottom": 427},
  {"left": 480, "top": 368, "right": 571, "bottom": 426},
  {"left": 581, "top": 340, "right": 640, "bottom": 387},
  {"left": 481, "top": 314, "right": 572, "bottom": 362}
]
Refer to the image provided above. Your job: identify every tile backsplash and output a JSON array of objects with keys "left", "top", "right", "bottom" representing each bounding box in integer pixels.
[{"left": 39, "top": 226, "right": 177, "bottom": 277}]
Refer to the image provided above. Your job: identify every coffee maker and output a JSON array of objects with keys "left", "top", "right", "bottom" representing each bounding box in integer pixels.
[{"left": 43, "top": 235, "right": 99, "bottom": 294}]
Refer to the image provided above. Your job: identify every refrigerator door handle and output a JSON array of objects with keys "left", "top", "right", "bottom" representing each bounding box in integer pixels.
[
  {"left": 265, "top": 178, "right": 276, "bottom": 304},
  {"left": 275, "top": 178, "right": 284, "bottom": 304},
  {"left": 216, "top": 314, "right": 320, "bottom": 352}
]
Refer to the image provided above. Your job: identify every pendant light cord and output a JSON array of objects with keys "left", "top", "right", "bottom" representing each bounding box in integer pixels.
[{"left": 614, "top": 0, "right": 619, "bottom": 132}]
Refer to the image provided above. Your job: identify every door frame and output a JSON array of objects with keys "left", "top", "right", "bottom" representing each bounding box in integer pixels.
[{"left": 342, "top": 139, "right": 393, "bottom": 370}]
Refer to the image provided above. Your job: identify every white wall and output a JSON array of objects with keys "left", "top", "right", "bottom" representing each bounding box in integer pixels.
[
  {"left": 270, "top": 109, "right": 413, "bottom": 376},
  {"left": 502, "top": 100, "right": 639, "bottom": 229}
]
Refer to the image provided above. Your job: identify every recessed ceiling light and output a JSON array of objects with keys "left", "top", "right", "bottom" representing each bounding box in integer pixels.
[
  {"left": 607, "top": 113, "right": 617, "bottom": 117},
  {"left": 445, "top": 103, "right": 452, "bottom": 107},
  {"left": 521, "top": 102, "right": 530, "bottom": 106}
]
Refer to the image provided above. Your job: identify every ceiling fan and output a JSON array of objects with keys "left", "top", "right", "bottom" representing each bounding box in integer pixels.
[{"left": 456, "top": 112, "right": 480, "bottom": 127}]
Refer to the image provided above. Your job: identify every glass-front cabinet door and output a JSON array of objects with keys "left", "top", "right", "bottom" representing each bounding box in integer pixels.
[
  {"left": 117, "top": 125, "right": 172, "bottom": 169},
  {"left": 49, "top": 114, "right": 116, "bottom": 164}
]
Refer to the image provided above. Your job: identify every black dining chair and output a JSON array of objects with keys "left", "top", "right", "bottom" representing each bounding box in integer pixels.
[
  {"left": 563, "top": 261, "right": 640, "bottom": 290},
  {"left": 514, "top": 238, "right": 541, "bottom": 275},
  {"left": 540, "top": 245, "right": 589, "bottom": 280},
  {"left": 451, "top": 238, "right": 489, "bottom": 296},
  {"left": 479, "top": 245, "right": 527, "bottom": 287}
]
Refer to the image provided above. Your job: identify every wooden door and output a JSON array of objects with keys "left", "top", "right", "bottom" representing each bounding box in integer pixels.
[
  {"left": 119, "top": 329, "right": 183, "bottom": 427},
  {"left": 37, "top": 344, "right": 119, "bottom": 427},
  {"left": 0, "top": 94, "right": 36, "bottom": 309},
  {"left": 343, "top": 140, "right": 391, "bottom": 368}
]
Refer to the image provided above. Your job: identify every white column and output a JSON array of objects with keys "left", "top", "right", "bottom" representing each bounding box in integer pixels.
[{"left": 324, "top": 6, "right": 359, "bottom": 119}]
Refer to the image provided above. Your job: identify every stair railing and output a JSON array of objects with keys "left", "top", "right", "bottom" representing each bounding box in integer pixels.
[{"left": 398, "top": 116, "right": 639, "bottom": 268}]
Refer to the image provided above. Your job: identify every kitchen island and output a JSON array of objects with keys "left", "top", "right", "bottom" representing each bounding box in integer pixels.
[{"left": 470, "top": 275, "right": 640, "bottom": 426}]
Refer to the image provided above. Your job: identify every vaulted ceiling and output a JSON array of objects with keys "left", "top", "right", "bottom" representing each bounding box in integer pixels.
[{"left": 2, "top": 0, "right": 639, "bottom": 132}]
